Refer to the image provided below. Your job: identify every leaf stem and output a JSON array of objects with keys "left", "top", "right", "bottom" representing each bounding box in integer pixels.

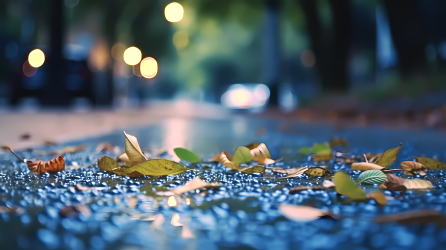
[{"left": 363, "top": 154, "right": 369, "bottom": 163}]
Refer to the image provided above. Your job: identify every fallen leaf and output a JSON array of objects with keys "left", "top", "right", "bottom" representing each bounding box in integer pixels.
[
  {"left": 116, "top": 152, "right": 135, "bottom": 166},
  {"left": 119, "top": 159, "right": 187, "bottom": 176},
  {"left": 34, "top": 145, "right": 87, "bottom": 155},
  {"left": 375, "top": 209, "right": 446, "bottom": 227},
  {"left": 96, "top": 143, "right": 120, "bottom": 154},
  {"left": 403, "top": 179, "right": 433, "bottom": 189},
  {"left": 174, "top": 148, "right": 200, "bottom": 163},
  {"left": 232, "top": 146, "right": 253, "bottom": 166},
  {"left": 414, "top": 156, "right": 446, "bottom": 170},
  {"left": 218, "top": 151, "right": 238, "bottom": 170},
  {"left": 329, "top": 137, "right": 349, "bottom": 148},
  {"left": 351, "top": 162, "right": 384, "bottom": 171},
  {"left": 373, "top": 143, "right": 402, "bottom": 168},
  {"left": 268, "top": 167, "right": 304, "bottom": 174},
  {"left": 289, "top": 181, "right": 335, "bottom": 194},
  {"left": 304, "top": 167, "right": 332, "bottom": 177},
  {"left": 283, "top": 167, "right": 309, "bottom": 178},
  {"left": 279, "top": 204, "right": 335, "bottom": 222},
  {"left": 239, "top": 165, "right": 265, "bottom": 174},
  {"left": 27, "top": 156, "right": 65, "bottom": 174},
  {"left": 299, "top": 147, "right": 311, "bottom": 154},
  {"left": 379, "top": 174, "right": 407, "bottom": 191},
  {"left": 400, "top": 161, "right": 427, "bottom": 175},
  {"left": 357, "top": 170, "right": 387, "bottom": 184},
  {"left": 311, "top": 154, "right": 333, "bottom": 162},
  {"left": 334, "top": 171, "right": 367, "bottom": 200},
  {"left": 1, "top": 145, "right": 25, "bottom": 161},
  {"left": 323, "top": 180, "right": 335, "bottom": 188},
  {"left": 250, "top": 143, "right": 277, "bottom": 164},
  {"left": 311, "top": 143, "right": 331, "bottom": 155},
  {"left": 123, "top": 131, "right": 147, "bottom": 163},
  {"left": 367, "top": 192, "right": 388, "bottom": 206},
  {"left": 170, "top": 178, "right": 220, "bottom": 195},
  {"left": 98, "top": 156, "right": 142, "bottom": 177},
  {"left": 209, "top": 152, "right": 221, "bottom": 162}
]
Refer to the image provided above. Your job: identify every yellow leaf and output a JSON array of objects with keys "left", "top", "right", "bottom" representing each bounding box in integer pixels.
[
  {"left": 367, "top": 192, "right": 388, "bottom": 206},
  {"left": 98, "top": 156, "right": 120, "bottom": 172},
  {"left": 373, "top": 144, "right": 402, "bottom": 167},
  {"left": 304, "top": 167, "right": 332, "bottom": 177},
  {"left": 284, "top": 167, "right": 309, "bottom": 178},
  {"left": 123, "top": 131, "right": 147, "bottom": 163},
  {"left": 334, "top": 171, "right": 367, "bottom": 200},
  {"left": 218, "top": 151, "right": 238, "bottom": 170},
  {"left": 414, "top": 156, "right": 446, "bottom": 170}
]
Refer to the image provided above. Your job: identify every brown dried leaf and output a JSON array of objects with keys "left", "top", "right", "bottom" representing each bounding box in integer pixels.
[
  {"left": 35, "top": 145, "right": 87, "bottom": 155},
  {"left": 403, "top": 179, "right": 433, "bottom": 189},
  {"left": 414, "top": 156, "right": 446, "bottom": 170},
  {"left": 279, "top": 204, "right": 336, "bottom": 222},
  {"left": 171, "top": 178, "right": 220, "bottom": 195},
  {"left": 289, "top": 183, "right": 333, "bottom": 194},
  {"left": 209, "top": 152, "right": 221, "bottom": 162},
  {"left": 27, "top": 156, "right": 65, "bottom": 174},
  {"left": 249, "top": 143, "right": 278, "bottom": 164},
  {"left": 123, "top": 132, "right": 147, "bottom": 163},
  {"left": 379, "top": 174, "right": 407, "bottom": 191},
  {"left": 304, "top": 167, "right": 332, "bottom": 177},
  {"left": 351, "top": 162, "right": 384, "bottom": 171},
  {"left": 284, "top": 167, "right": 309, "bottom": 178},
  {"left": 245, "top": 142, "right": 260, "bottom": 150},
  {"left": 218, "top": 151, "right": 238, "bottom": 170},
  {"left": 375, "top": 209, "right": 446, "bottom": 227},
  {"left": 367, "top": 192, "right": 388, "bottom": 206},
  {"left": 400, "top": 161, "right": 427, "bottom": 176}
]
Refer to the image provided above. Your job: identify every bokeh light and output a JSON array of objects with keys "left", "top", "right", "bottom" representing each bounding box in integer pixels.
[
  {"left": 167, "top": 196, "right": 177, "bottom": 207},
  {"left": 140, "top": 57, "right": 158, "bottom": 79},
  {"left": 165, "top": 2, "right": 184, "bottom": 23},
  {"left": 28, "top": 49, "right": 45, "bottom": 68},
  {"left": 173, "top": 31, "right": 189, "bottom": 49},
  {"left": 22, "top": 60, "right": 38, "bottom": 77},
  {"left": 111, "top": 43, "right": 126, "bottom": 61},
  {"left": 123, "top": 46, "right": 142, "bottom": 66},
  {"left": 301, "top": 50, "right": 316, "bottom": 67}
]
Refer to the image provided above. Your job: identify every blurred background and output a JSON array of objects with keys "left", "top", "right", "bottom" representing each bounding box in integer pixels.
[{"left": 2, "top": 0, "right": 446, "bottom": 131}]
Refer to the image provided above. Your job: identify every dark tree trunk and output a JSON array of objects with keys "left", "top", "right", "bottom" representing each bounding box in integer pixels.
[
  {"left": 41, "top": 0, "right": 70, "bottom": 106},
  {"left": 299, "top": 0, "right": 352, "bottom": 92},
  {"left": 382, "top": 0, "right": 428, "bottom": 77}
]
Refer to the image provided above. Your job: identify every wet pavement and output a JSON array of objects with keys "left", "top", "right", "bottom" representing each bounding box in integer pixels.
[{"left": 1, "top": 117, "right": 446, "bottom": 250}]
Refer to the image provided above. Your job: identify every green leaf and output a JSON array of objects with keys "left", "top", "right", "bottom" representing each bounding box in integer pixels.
[
  {"left": 311, "top": 143, "right": 331, "bottom": 154},
  {"left": 373, "top": 144, "right": 402, "bottom": 168},
  {"left": 232, "top": 146, "right": 253, "bottom": 166},
  {"left": 98, "top": 156, "right": 120, "bottom": 172},
  {"left": 414, "top": 156, "right": 446, "bottom": 170},
  {"left": 174, "top": 148, "right": 200, "bottom": 163},
  {"left": 120, "top": 159, "right": 187, "bottom": 176},
  {"left": 334, "top": 171, "right": 367, "bottom": 200},
  {"left": 123, "top": 131, "right": 147, "bottom": 163},
  {"left": 358, "top": 170, "right": 387, "bottom": 184},
  {"left": 315, "top": 149, "right": 332, "bottom": 156},
  {"left": 299, "top": 147, "right": 311, "bottom": 154},
  {"left": 239, "top": 165, "right": 265, "bottom": 174}
]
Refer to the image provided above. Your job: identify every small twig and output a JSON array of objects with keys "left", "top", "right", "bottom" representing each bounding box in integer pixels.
[{"left": 363, "top": 154, "right": 369, "bottom": 163}]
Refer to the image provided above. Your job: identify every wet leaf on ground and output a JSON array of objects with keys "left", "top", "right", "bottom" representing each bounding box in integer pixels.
[
  {"left": 283, "top": 167, "right": 309, "bottom": 178},
  {"left": 279, "top": 204, "right": 336, "bottom": 222},
  {"left": 358, "top": 170, "right": 387, "bottom": 184},
  {"left": 239, "top": 165, "right": 266, "bottom": 174},
  {"left": 351, "top": 162, "right": 384, "bottom": 171},
  {"left": 334, "top": 171, "right": 367, "bottom": 200},
  {"left": 167, "top": 178, "right": 220, "bottom": 195},
  {"left": 414, "top": 156, "right": 446, "bottom": 170},
  {"left": 250, "top": 143, "right": 277, "bottom": 164},
  {"left": 233, "top": 146, "right": 253, "bottom": 166},
  {"left": 400, "top": 161, "right": 427, "bottom": 175},
  {"left": 304, "top": 167, "right": 332, "bottom": 177},
  {"left": 379, "top": 174, "right": 407, "bottom": 191},
  {"left": 120, "top": 159, "right": 187, "bottom": 176},
  {"left": 367, "top": 192, "right": 388, "bottom": 206},
  {"left": 123, "top": 131, "right": 146, "bottom": 163},
  {"left": 403, "top": 179, "right": 433, "bottom": 189},
  {"left": 27, "top": 156, "right": 65, "bottom": 174}
]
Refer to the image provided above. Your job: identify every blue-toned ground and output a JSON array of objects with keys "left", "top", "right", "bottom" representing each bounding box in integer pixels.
[{"left": 1, "top": 118, "right": 446, "bottom": 250}]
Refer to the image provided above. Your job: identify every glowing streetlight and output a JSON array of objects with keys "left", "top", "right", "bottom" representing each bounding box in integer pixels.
[
  {"left": 28, "top": 49, "right": 45, "bottom": 68},
  {"left": 123, "top": 46, "right": 142, "bottom": 66},
  {"left": 165, "top": 2, "right": 184, "bottom": 23},
  {"left": 140, "top": 57, "right": 158, "bottom": 79}
]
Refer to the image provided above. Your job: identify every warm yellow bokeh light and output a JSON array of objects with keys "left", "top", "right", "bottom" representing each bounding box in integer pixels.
[
  {"left": 140, "top": 57, "right": 158, "bottom": 79},
  {"left": 123, "top": 46, "right": 142, "bottom": 66},
  {"left": 165, "top": 2, "right": 184, "bottom": 23},
  {"left": 28, "top": 49, "right": 45, "bottom": 68},
  {"left": 167, "top": 196, "right": 177, "bottom": 207},
  {"left": 173, "top": 31, "right": 189, "bottom": 49}
]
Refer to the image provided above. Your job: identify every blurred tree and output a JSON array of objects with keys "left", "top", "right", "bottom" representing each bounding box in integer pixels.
[{"left": 299, "top": 0, "right": 352, "bottom": 92}]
